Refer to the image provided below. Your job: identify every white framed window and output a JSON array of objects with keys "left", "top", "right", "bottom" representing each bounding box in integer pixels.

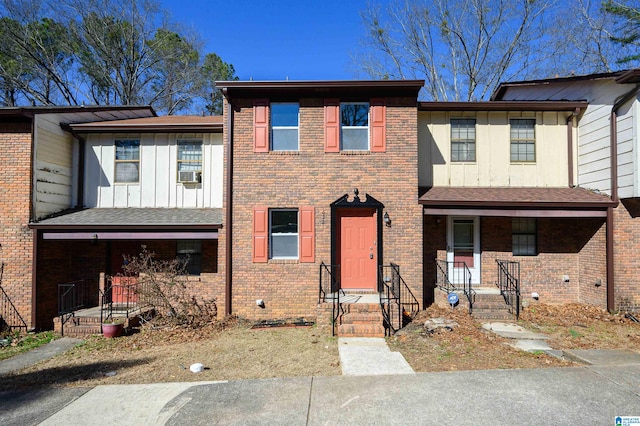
[
  {"left": 510, "top": 119, "right": 536, "bottom": 162},
  {"left": 177, "top": 139, "right": 202, "bottom": 183},
  {"left": 269, "top": 209, "right": 298, "bottom": 259},
  {"left": 271, "top": 103, "right": 299, "bottom": 151},
  {"left": 341, "top": 102, "right": 369, "bottom": 150},
  {"left": 451, "top": 118, "right": 476, "bottom": 162},
  {"left": 177, "top": 240, "right": 202, "bottom": 274},
  {"left": 115, "top": 139, "right": 140, "bottom": 183},
  {"left": 512, "top": 218, "right": 537, "bottom": 256}
]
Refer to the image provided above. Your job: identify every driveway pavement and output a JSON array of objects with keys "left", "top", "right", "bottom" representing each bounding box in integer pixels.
[{"left": 1, "top": 362, "right": 639, "bottom": 425}]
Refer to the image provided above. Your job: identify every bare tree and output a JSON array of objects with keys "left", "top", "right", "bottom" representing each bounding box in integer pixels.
[
  {"left": 357, "top": 0, "right": 555, "bottom": 101},
  {"left": 0, "top": 1, "right": 79, "bottom": 105}
]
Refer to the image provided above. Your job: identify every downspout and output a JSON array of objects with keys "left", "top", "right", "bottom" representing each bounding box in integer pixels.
[
  {"left": 29, "top": 114, "right": 36, "bottom": 330},
  {"left": 607, "top": 84, "right": 640, "bottom": 311},
  {"left": 224, "top": 92, "right": 234, "bottom": 316},
  {"left": 566, "top": 108, "right": 580, "bottom": 188}
]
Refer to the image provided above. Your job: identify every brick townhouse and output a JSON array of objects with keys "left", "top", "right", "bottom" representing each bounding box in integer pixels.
[
  {"left": 2, "top": 73, "right": 638, "bottom": 334},
  {"left": 494, "top": 68, "right": 640, "bottom": 312},
  {"left": 418, "top": 101, "right": 614, "bottom": 312},
  {"left": 0, "top": 106, "right": 156, "bottom": 330},
  {"left": 215, "top": 80, "right": 425, "bottom": 323}
]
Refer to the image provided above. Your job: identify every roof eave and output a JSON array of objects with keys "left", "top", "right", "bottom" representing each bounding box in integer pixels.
[
  {"left": 418, "top": 101, "right": 588, "bottom": 112},
  {"left": 68, "top": 124, "right": 223, "bottom": 133},
  {"left": 216, "top": 79, "right": 425, "bottom": 99}
]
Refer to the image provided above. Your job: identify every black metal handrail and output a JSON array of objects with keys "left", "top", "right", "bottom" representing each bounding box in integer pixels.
[
  {"left": 101, "top": 275, "right": 152, "bottom": 325},
  {"left": 57, "top": 279, "right": 96, "bottom": 336},
  {"left": 435, "top": 259, "right": 475, "bottom": 313},
  {"left": 496, "top": 259, "right": 521, "bottom": 319},
  {"left": 319, "top": 263, "right": 342, "bottom": 336},
  {"left": 379, "top": 264, "right": 420, "bottom": 335},
  {"left": 0, "top": 263, "right": 27, "bottom": 333}
]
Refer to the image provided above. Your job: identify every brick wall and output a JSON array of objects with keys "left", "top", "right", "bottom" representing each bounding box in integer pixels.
[
  {"left": 0, "top": 127, "right": 34, "bottom": 328},
  {"left": 480, "top": 217, "right": 606, "bottom": 305},
  {"left": 424, "top": 216, "right": 607, "bottom": 307},
  {"left": 227, "top": 96, "right": 422, "bottom": 320},
  {"left": 36, "top": 238, "right": 224, "bottom": 329},
  {"left": 614, "top": 201, "right": 640, "bottom": 311}
]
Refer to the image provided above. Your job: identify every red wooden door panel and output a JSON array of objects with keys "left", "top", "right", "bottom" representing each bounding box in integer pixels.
[{"left": 339, "top": 209, "right": 377, "bottom": 290}]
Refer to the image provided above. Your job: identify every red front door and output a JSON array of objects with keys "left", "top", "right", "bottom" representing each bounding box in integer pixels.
[{"left": 338, "top": 209, "right": 377, "bottom": 290}]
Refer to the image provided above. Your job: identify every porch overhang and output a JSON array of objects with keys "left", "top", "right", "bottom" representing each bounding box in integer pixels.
[
  {"left": 29, "top": 208, "right": 222, "bottom": 240},
  {"left": 419, "top": 187, "right": 616, "bottom": 218}
]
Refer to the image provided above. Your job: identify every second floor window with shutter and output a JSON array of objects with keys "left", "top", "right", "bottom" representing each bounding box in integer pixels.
[
  {"left": 177, "top": 140, "right": 202, "bottom": 183},
  {"left": 451, "top": 119, "right": 476, "bottom": 162},
  {"left": 271, "top": 103, "right": 299, "bottom": 151},
  {"left": 115, "top": 139, "right": 140, "bottom": 183},
  {"left": 341, "top": 102, "right": 369, "bottom": 150}
]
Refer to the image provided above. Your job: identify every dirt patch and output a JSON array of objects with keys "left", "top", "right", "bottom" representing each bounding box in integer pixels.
[
  {"left": 518, "top": 303, "right": 640, "bottom": 350},
  {"left": 388, "top": 303, "right": 640, "bottom": 373}
]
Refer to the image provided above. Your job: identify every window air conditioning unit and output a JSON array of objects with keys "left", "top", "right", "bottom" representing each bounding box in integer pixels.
[{"left": 179, "top": 170, "right": 201, "bottom": 183}]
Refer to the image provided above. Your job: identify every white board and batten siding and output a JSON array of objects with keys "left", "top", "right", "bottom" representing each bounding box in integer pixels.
[
  {"left": 33, "top": 114, "right": 77, "bottom": 220},
  {"left": 418, "top": 110, "right": 571, "bottom": 188},
  {"left": 84, "top": 132, "right": 223, "bottom": 208},
  {"left": 499, "top": 79, "right": 640, "bottom": 198}
]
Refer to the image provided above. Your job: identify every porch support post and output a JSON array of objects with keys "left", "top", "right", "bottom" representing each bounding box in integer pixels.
[{"left": 606, "top": 206, "right": 614, "bottom": 312}]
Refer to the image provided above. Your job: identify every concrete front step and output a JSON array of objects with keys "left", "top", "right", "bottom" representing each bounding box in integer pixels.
[
  {"left": 59, "top": 324, "right": 103, "bottom": 337},
  {"left": 341, "top": 303, "right": 381, "bottom": 314},
  {"left": 338, "top": 323, "right": 386, "bottom": 338},
  {"left": 471, "top": 291, "right": 513, "bottom": 320},
  {"left": 472, "top": 310, "right": 515, "bottom": 321},
  {"left": 340, "top": 312, "right": 383, "bottom": 325}
]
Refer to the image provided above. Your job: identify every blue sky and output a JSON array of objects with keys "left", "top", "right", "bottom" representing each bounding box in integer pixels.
[{"left": 160, "top": 0, "right": 370, "bottom": 81}]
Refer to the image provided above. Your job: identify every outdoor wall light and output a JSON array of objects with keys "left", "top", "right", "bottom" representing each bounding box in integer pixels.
[
  {"left": 383, "top": 212, "right": 391, "bottom": 227},
  {"left": 531, "top": 292, "right": 540, "bottom": 300},
  {"left": 256, "top": 299, "right": 265, "bottom": 308}
]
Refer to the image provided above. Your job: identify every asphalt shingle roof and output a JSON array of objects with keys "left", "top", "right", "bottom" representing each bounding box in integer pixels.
[
  {"left": 33, "top": 208, "right": 222, "bottom": 227},
  {"left": 419, "top": 187, "right": 614, "bottom": 208}
]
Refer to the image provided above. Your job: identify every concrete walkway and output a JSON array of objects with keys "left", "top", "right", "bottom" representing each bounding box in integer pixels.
[
  {"left": 338, "top": 337, "right": 415, "bottom": 375},
  {"left": 0, "top": 337, "right": 82, "bottom": 376}
]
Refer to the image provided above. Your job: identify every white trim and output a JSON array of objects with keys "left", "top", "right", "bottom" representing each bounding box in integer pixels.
[{"left": 447, "top": 216, "right": 481, "bottom": 285}]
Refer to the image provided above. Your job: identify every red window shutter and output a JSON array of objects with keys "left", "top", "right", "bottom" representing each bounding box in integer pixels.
[
  {"left": 254, "top": 99, "right": 269, "bottom": 152},
  {"left": 324, "top": 99, "right": 340, "bottom": 152},
  {"left": 299, "top": 206, "right": 315, "bottom": 263},
  {"left": 253, "top": 206, "right": 268, "bottom": 263},
  {"left": 370, "top": 98, "right": 386, "bottom": 152}
]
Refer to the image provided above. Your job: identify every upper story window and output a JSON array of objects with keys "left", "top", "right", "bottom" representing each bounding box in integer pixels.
[
  {"left": 177, "top": 140, "right": 202, "bottom": 183},
  {"left": 340, "top": 102, "right": 369, "bottom": 150},
  {"left": 270, "top": 209, "right": 299, "bottom": 259},
  {"left": 510, "top": 119, "right": 536, "bottom": 162},
  {"left": 115, "top": 139, "right": 140, "bottom": 183},
  {"left": 451, "top": 119, "right": 476, "bottom": 162},
  {"left": 271, "top": 103, "right": 299, "bottom": 151}
]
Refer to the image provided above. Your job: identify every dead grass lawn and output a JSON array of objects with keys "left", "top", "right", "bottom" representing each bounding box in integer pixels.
[{"left": 2, "top": 303, "right": 639, "bottom": 388}]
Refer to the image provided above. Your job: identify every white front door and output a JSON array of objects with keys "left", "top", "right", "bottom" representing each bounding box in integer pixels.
[{"left": 447, "top": 216, "right": 481, "bottom": 285}]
